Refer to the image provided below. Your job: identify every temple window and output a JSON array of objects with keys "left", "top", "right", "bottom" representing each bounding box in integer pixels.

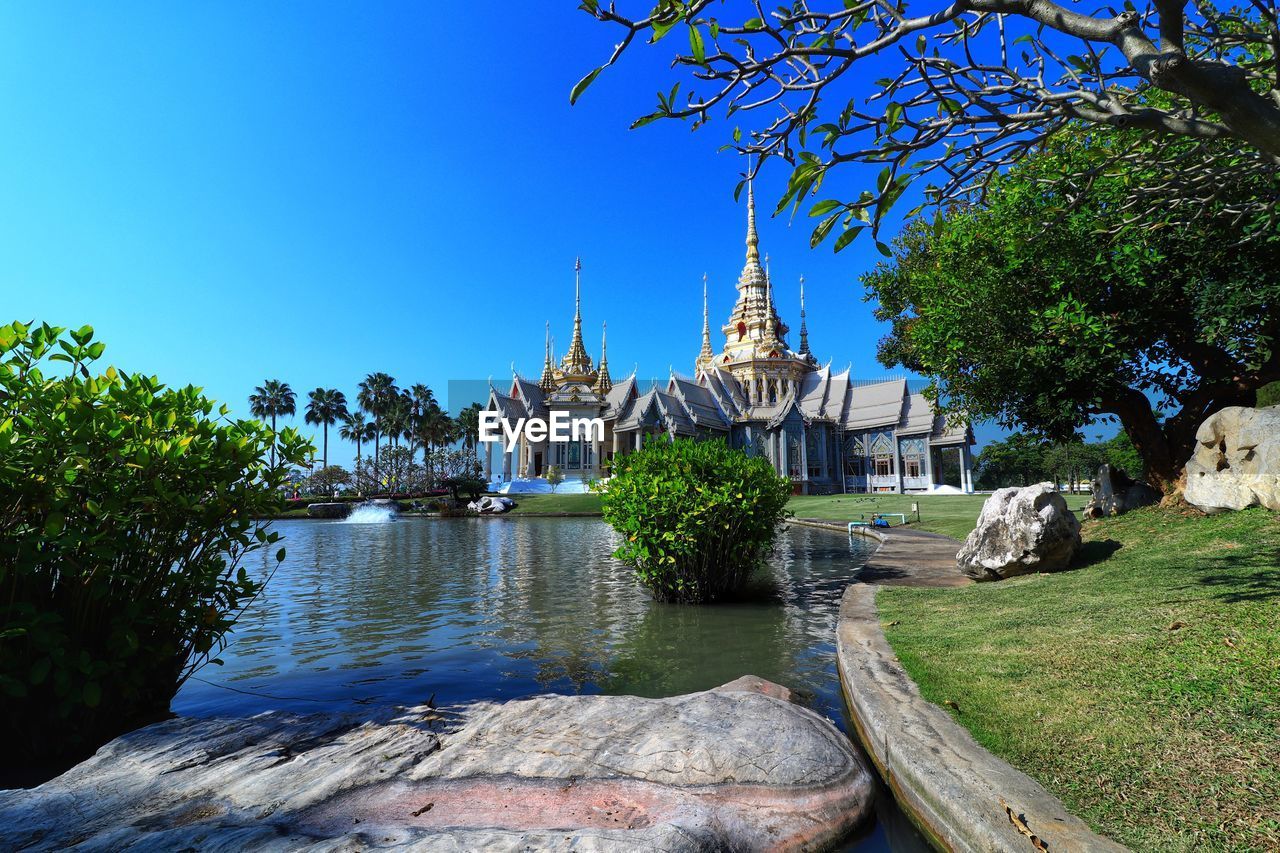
[
  {"left": 904, "top": 456, "right": 922, "bottom": 478},
  {"left": 806, "top": 429, "right": 823, "bottom": 479},
  {"left": 787, "top": 427, "right": 804, "bottom": 478},
  {"left": 874, "top": 455, "right": 894, "bottom": 477},
  {"left": 737, "top": 321, "right": 747, "bottom": 340}
]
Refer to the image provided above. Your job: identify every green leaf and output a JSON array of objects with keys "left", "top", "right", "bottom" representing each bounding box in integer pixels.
[
  {"left": 83, "top": 682, "right": 102, "bottom": 708},
  {"left": 570, "top": 67, "right": 602, "bottom": 105},
  {"left": 834, "top": 225, "right": 865, "bottom": 252},
  {"left": 44, "top": 513, "right": 65, "bottom": 537},
  {"left": 688, "top": 24, "right": 706, "bottom": 64},
  {"left": 809, "top": 199, "right": 842, "bottom": 218}
]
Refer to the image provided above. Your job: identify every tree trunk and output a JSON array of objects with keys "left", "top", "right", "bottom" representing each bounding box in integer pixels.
[
  {"left": 322, "top": 423, "right": 329, "bottom": 470},
  {"left": 270, "top": 413, "right": 277, "bottom": 468}
]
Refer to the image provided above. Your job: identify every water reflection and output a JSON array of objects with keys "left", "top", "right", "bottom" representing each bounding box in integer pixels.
[
  {"left": 172, "top": 518, "right": 928, "bottom": 852},
  {"left": 176, "top": 519, "right": 871, "bottom": 722}
]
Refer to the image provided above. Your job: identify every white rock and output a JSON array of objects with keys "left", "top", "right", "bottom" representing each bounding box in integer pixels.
[
  {"left": 1185, "top": 405, "right": 1280, "bottom": 514},
  {"left": 0, "top": 679, "right": 873, "bottom": 852},
  {"left": 957, "top": 483, "right": 1081, "bottom": 581}
]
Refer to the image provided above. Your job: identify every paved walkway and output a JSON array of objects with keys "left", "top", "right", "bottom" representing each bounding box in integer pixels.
[{"left": 791, "top": 520, "right": 969, "bottom": 588}]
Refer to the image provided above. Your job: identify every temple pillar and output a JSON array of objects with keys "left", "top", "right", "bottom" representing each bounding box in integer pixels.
[
  {"left": 893, "top": 436, "right": 903, "bottom": 494},
  {"left": 501, "top": 447, "right": 512, "bottom": 481},
  {"left": 484, "top": 441, "right": 493, "bottom": 482},
  {"left": 799, "top": 428, "right": 809, "bottom": 491}
]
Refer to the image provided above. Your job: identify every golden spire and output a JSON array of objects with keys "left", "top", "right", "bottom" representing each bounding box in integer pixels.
[
  {"left": 798, "top": 275, "right": 812, "bottom": 359},
  {"left": 594, "top": 321, "right": 613, "bottom": 394},
  {"left": 745, "top": 159, "right": 760, "bottom": 264},
  {"left": 539, "top": 321, "right": 555, "bottom": 391},
  {"left": 561, "top": 257, "right": 593, "bottom": 374}
]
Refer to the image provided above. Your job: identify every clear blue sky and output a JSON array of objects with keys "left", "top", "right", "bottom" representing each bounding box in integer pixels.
[{"left": 2, "top": 2, "right": 1013, "bottom": 466}]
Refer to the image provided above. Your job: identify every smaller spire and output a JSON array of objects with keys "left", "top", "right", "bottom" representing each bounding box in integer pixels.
[
  {"left": 594, "top": 321, "right": 613, "bottom": 394},
  {"left": 798, "top": 275, "right": 812, "bottom": 359},
  {"left": 539, "top": 321, "right": 555, "bottom": 391},
  {"left": 698, "top": 273, "right": 714, "bottom": 368},
  {"left": 764, "top": 267, "right": 778, "bottom": 342}
]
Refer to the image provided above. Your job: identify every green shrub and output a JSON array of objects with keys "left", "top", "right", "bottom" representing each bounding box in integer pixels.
[
  {"left": 601, "top": 438, "right": 791, "bottom": 604},
  {"left": 0, "top": 322, "right": 310, "bottom": 765}
]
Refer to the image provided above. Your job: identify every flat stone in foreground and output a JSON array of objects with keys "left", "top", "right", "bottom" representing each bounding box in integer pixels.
[{"left": 0, "top": 676, "right": 872, "bottom": 851}]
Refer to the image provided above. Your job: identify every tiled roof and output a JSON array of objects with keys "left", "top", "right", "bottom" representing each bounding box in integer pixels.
[{"left": 843, "top": 379, "right": 907, "bottom": 430}]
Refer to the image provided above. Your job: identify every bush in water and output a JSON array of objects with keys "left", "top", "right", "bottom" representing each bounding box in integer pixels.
[{"left": 602, "top": 438, "right": 792, "bottom": 604}]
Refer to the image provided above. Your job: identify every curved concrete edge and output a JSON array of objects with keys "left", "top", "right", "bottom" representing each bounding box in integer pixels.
[{"left": 837, "top": 584, "right": 1129, "bottom": 853}]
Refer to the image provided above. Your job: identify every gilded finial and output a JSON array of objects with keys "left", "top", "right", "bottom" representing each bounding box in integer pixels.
[
  {"left": 798, "top": 275, "right": 812, "bottom": 358},
  {"left": 745, "top": 155, "right": 760, "bottom": 264}
]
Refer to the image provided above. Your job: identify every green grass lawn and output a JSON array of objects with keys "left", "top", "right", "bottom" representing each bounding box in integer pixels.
[
  {"left": 272, "top": 491, "right": 1093, "bottom": 530},
  {"left": 877, "top": 506, "right": 1280, "bottom": 851},
  {"left": 501, "top": 492, "right": 605, "bottom": 514},
  {"left": 788, "top": 492, "right": 1091, "bottom": 540}
]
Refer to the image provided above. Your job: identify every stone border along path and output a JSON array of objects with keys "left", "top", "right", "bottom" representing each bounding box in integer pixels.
[{"left": 804, "top": 519, "right": 1129, "bottom": 852}]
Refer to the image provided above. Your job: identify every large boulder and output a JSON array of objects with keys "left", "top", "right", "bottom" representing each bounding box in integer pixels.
[
  {"left": 1185, "top": 405, "right": 1280, "bottom": 514},
  {"left": 957, "top": 483, "right": 1081, "bottom": 581},
  {"left": 306, "top": 501, "right": 351, "bottom": 519},
  {"left": 0, "top": 678, "right": 872, "bottom": 851},
  {"left": 1083, "top": 464, "right": 1160, "bottom": 518}
]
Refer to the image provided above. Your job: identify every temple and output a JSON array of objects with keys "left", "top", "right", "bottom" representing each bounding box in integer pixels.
[{"left": 482, "top": 185, "right": 974, "bottom": 494}]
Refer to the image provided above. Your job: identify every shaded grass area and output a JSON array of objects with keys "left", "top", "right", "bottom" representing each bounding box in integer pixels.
[
  {"left": 878, "top": 507, "right": 1280, "bottom": 851},
  {"left": 788, "top": 492, "right": 1090, "bottom": 540}
]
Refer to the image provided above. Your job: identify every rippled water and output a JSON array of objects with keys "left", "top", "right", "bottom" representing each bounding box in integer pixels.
[{"left": 173, "top": 517, "right": 929, "bottom": 851}]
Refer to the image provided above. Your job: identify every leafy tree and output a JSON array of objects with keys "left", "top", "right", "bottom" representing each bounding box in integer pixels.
[
  {"left": 545, "top": 464, "right": 565, "bottom": 493},
  {"left": 864, "top": 130, "right": 1280, "bottom": 492},
  {"left": 1043, "top": 439, "right": 1108, "bottom": 493},
  {"left": 247, "top": 378, "right": 296, "bottom": 467},
  {"left": 974, "top": 433, "right": 1052, "bottom": 490},
  {"left": 0, "top": 322, "right": 310, "bottom": 765},
  {"left": 602, "top": 438, "right": 791, "bottom": 604},
  {"left": 306, "top": 464, "right": 352, "bottom": 497},
  {"left": 578, "top": 0, "right": 1280, "bottom": 246},
  {"left": 303, "top": 387, "right": 348, "bottom": 470},
  {"left": 1102, "top": 431, "right": 1145, "bottom": 480}
]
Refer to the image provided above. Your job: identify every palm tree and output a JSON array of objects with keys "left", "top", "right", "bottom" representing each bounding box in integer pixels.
[
  {"left": 417, "top": 404, "right": 456, "bottom": 483},
  {"left": 304, "top": 388, "right": 348, "bottom": 469},
  {"left": 248, "top": 379, "right": 296, "bottom": 467},
  {"left": 457, "top": 402, "right": 484, "bottom": 451},
  {"left": 357, "top": 372, "right": 397, "bottom": 485},
  {"left": 407, "top": 384, "right": 437, "bottom": 462},
  {"left": 339, "top": 410, "right": 375, "bottom": 489}
]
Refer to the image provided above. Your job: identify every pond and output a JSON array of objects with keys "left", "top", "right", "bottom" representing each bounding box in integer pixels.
[{"left": 174, "top": 516, "right": 929, "bottom": 852}]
